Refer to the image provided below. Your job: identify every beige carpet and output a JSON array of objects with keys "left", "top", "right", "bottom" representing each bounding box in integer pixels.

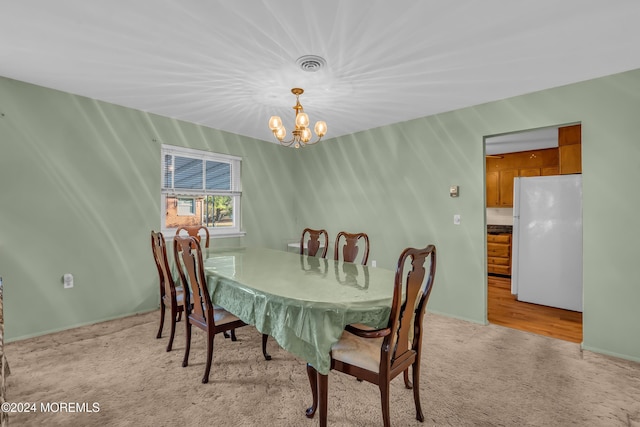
[{"left": 5, "top": 310, "right": 640, "bottom": 426}]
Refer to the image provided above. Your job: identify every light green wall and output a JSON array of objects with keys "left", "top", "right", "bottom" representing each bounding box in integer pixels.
[
  {"left": 2, "top": 68, "right": 639, "bottom": 363},
  {"left": 0, "top": 77, "right": 297, "bottom": 341},
  {"left": 293, "top": 69, "right": 640, "bottom": 362},
  {"left": 292, "top": 121, "right": 488, "bottom": 323}
]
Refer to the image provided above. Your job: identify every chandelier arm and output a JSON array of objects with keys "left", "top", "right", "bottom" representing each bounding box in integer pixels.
[
  {"left": 278, "top": 137, "right": 296, "bottom": 147},
  {"left": 302, "top": 136, "right": 323, "bottom": 146}
]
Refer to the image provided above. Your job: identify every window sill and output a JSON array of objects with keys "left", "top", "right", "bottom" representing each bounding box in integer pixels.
[
  {"left": 163, "top": 229, "right": 246, "bottom": 239},
  {"left": 210, "top": 230, "right": 246, "bottom": 239}
]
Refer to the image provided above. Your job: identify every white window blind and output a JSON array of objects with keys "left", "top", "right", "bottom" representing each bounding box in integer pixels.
[{"left": 161, "top": 145, "right": 241, "bottom": 196}]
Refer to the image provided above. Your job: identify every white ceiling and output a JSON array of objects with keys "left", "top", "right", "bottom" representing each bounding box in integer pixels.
[
  {"left": 2, "top": 1, "right": 640, "bottom": 145},
  {"left": 485, "top": 127, "right": 559, "bottom": 155}
]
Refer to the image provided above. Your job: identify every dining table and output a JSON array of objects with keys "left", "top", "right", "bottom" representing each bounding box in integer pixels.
[{"left": 201, "top": 246, "right": 396, "bottom": 425}]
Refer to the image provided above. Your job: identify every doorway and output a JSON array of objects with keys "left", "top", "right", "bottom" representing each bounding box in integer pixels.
[{"left": 485, "top": 125, "right": 583, "bottom": 343}]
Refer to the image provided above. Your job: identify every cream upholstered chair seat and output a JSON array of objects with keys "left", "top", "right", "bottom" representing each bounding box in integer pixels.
[
  {"left": 212, "top": 308, "right": 241, "bottom": 326},
  {"left": 331, "top": 330, "right": 384, "bottom": 373}
]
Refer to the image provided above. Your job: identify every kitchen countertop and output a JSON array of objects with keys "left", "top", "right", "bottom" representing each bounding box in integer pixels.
[{"left": 487, "top": 224, "right": 513, "bottom": 234}]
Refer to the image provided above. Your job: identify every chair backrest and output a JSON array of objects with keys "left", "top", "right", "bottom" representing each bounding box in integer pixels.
[
  {"left": 334, "top": 231, "right": 370, "bottom": 265},
  {"left": 300, "top": 228, "right": 329, "bottom": 258},
  {"left": 175, "top": 225, "right": 210, "bottom": 248},
  {"left": 173, "top": 236, "right": 213, "bottom": 325},
  {"left": 384, "top": 245, "right": 436, "bottom": 373},
  {"left": 151, "top": 230, "right": 177, "bottom": 302}
]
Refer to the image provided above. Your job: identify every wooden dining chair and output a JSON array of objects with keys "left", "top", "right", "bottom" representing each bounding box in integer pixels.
[
  {"left": 301, "top": 228, "right": 329, "bottom": 257},
  {"left": 306, "top": 245, "right": 437, "bottom": 427},
  {"left": 151, "top": 230, "right": 185, "bottom": 352},
  {"left": 175, "top": 225, "right": 210, "bottom": 248},
  {"left": 175, "top": 225, "right": 237, "bottom": 339},
  {"left": 334, "top": 231, "right": 370, "bottom": 265},
  {"left": 174, "top": 236, "right": 270, "bottom": 383}
]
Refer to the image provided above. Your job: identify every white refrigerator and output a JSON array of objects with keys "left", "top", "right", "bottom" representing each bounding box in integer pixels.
[{"left": 511, "top": 174, "right": 583, "bottom": 312}]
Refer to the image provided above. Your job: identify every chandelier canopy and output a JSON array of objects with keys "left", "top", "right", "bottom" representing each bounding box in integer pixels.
[{"left": 268, "top": 88, "right": 327, "bottom": 148}]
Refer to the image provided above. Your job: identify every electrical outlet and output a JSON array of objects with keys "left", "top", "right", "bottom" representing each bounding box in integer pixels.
[
  {"left": 371, "top": 260, "right": 377, "bottom": 268},
  {"left": 454, "top": 214, "right": 461, "bottom": 225},
  {"left": 63, "top": 273, "right": 74, "bottom": 289}
]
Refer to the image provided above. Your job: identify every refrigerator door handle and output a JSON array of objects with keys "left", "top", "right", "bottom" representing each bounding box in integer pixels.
[{"left": 511, "top": 177, "right": 520, "bottom": 296}]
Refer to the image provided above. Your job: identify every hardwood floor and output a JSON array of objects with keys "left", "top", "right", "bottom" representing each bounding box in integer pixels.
[{"left": 488, "top": 275, "right": 583, "bottom": 343}]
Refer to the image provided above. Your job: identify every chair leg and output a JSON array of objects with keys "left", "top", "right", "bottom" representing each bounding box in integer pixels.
[
  {"left": 379, "top": 381, "right": 391, "bottom": 427},
  {"left": 166, "top": 310, "right": 177, "bottom": 352},
  {"left": 202, "top": 328, "right": 215, "bottom": 384},
  {"left": 156, "top": 303, "right": 165, "bottom": 339},
  {"left": 305, "top": 363, "right": 318, "bottom": 418},
  {"left": 176, "top": 311, "right": 182, "bottom": 322},
  {"left": 403, "top": 368, "right": 413, "bottom": 389},
  {"left": 412, "top": 361, "right": 424, "bottom": 422},
  {"left": 262, "top": 334, "right": 272, "bottom": 361},
  {"left": 230, "top": 329, "right": 237, "bottom": 341},
  {"left": 182, "top": 320, "right": 191, "bottom": 368},
  {"left": 318, "top": 373, "right": 328, "bottom": 427}
]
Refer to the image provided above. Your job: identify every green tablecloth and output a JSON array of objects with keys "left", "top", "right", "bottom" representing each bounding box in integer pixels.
[{"left": 203, "top": 247, "right": 395, "bottom": 375}]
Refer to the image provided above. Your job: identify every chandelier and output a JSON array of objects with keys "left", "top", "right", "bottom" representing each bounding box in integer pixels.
[{"left": 268, "top": 88, "right": 327, "bottom": 148}]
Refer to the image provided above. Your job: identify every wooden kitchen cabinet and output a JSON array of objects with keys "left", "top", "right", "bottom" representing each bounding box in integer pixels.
[
  {"left": 498, "top": 169, "right": 517, "bottom": 207},
  {"left": 486, "top": 171, "right": 499, "bottom": 207},
  {"left": 486, "top": 148, "right": 559, "bottom": 207},
  {"left": 559, "top": 124, "right": 582, "bottom": 174},
  {"left": 487, "top": 233, "right": 512, "bottom": 276},
  {"left": 485, "top": 168, "right": 516, "bottom": 208},
  {"left": 518, "top": 168, "right": 542, "bottom": 177},
  {"left": 542, "top": 166, "right": 559, "bottom": 175}
]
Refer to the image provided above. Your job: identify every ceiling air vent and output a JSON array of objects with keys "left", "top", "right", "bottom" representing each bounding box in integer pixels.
[{"left": 296, "top": 55, "right": 326, "bottom": 72}]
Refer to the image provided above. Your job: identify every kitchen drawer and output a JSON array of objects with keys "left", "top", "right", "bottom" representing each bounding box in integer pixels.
[
  {"left": 487, "top": 243, "right": 510, "bottom": 257},
  {"left": 487, "top": 234, "right": 511, "bottom": 243},
  {"left": 488, "top": 256, "right": 510, "bottom": 266},
  {"left": 488, "top": 264, "right": 511, "bottom": 275},
  {"left": 487, "top": 232, "right": 512, "bottom": 276}
]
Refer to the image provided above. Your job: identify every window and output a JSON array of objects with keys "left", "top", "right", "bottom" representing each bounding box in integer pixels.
[
  {"left": 161, "top": 145, "right": 242, "bottom": 236},
  {"left": 176, "top": 198, "right": 195, "bottom": 216}
]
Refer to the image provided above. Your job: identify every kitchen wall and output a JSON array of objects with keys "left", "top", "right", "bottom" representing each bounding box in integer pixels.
[{"left": 486, "top": 208, "right": 514, "bottom": 225}]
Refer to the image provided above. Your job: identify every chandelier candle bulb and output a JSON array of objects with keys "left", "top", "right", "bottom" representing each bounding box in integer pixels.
[
  {"left": 296, "top": 112, "right": 309, "bottom": 128},
  {"left": 268, "top": 116, "right": 282, "bottom": 131},
  {"left": 274, "top": 126, "right": 286, "bottom": 141},
  {"left": 314, "top": 121, "right": 327, "bottom": 137},
  {"left": 301, "top": 128, "right": 312, "bottom": 142}
]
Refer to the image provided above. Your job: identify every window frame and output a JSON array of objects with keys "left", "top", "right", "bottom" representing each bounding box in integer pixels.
[{"left": 161, "top": 144, "right": 244, "bottom": 238}]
